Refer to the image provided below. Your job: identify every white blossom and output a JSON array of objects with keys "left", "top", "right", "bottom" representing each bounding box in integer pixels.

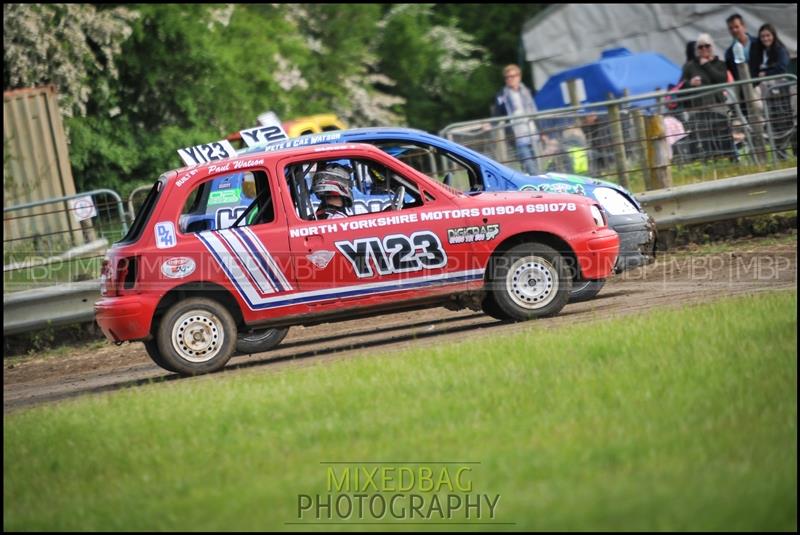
[
  {"left": 3, "top": 4, "right": 138, "bottom": 118},
  {"left": 273, "top": 53, "right": 309, "bottom": 91},
  {"left": 381, "top": 4, "right": 489, "bottom": 98},
  {"left": 208, "top": 4, "right": 235, "bottom": 30}
]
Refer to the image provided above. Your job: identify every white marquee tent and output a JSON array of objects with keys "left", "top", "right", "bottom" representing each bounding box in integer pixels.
[{"left": 521, "top": 3, "right": 797, "bottom": 90}]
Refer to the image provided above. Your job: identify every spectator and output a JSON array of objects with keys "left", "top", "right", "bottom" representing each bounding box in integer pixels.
[
  {"left": 492, "top": 64, "right": 540, "bottom": 175},
  {"left": 725, "top": 13, "right": 757, "bottom": 80},
  {"left": 680, "top": 34, "right": 728, "bottom": 110},
  {"left": 680, "top": 34, "right": 735, "bottom": 160},
  {"left": 750, "top": 23, "right": 792, "bottom": 158},
  {"left": 749, "top": 23, "right": 790, "bottom": 78}
]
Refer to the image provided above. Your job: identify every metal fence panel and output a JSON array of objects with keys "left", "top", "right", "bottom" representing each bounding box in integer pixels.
[
  {"left": 3, "top": 189, "right": 128, "bottom": 294},
  {"left": 441, "top": 75, "right": 797, "bottom": 193},
  {"left": 3, "top": 86, "right": 81, "bottom": 251}
]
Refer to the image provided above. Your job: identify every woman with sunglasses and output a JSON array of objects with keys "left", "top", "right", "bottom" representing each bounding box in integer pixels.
[
  {"left": 679, "top": 33, "right": 729, "bottom": 111},
  {"left": 678, "top": 34, "right": 736, "bottom": 160}
]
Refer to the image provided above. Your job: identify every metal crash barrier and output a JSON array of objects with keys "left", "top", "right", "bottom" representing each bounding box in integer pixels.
[{"left": 636, "top": 168, "right": 797, "bottom": 229}]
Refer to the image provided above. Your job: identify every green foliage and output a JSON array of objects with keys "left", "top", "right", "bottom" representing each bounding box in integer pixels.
[
  {"left": 377, "top": 4, "right": 494, "bottom": 132},
  {"left": 3, "top": 3, "right": 136, "bottom": 118},
  {"left": 6, "top": 4, "right": 552, "bottom": 194}
]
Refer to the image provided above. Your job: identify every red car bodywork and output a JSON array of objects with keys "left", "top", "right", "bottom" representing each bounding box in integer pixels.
[{"left": 95, "top": 143, "right": 618, "bottom": 343}]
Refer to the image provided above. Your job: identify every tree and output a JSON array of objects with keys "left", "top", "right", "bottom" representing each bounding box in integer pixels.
[
  {"left": 433, "top": 4, "right": 550, "bottom": 88},
  {"left": 4, "top": 3, "right": 551, "bottom": 195},
  {"left": 377, "top": 4, "right": 491, "bottom": 132},
  {"left": 3, "top": 3, "right": 137, "bottom": 118},
  {"left": 282, "top": 4, "right": 404, "bottom": 126}
]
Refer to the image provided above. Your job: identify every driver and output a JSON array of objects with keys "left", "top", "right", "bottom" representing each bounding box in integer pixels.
[{"left": 311, "top": 163, "right": 353, "bottom": 219}]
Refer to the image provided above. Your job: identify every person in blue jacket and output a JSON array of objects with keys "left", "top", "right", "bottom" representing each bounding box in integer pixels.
[
  {"left": 750, "top": 23, "right": 792, "bottom": 159},
  {"left": 724, "top": 13, "right": 757, "bottom": 80},
  {"left": 491, "top": 64, "right": 540, "bottom": 176},
  {"left": 749, "top": 23, "right": 790, "bottom": 78}
]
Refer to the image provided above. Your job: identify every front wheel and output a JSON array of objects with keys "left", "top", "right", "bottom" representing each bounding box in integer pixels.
[
  {"left": 569, "top": 279, "right": 606, "bottom": 303},
  {"left": 143, "top": 339, "right": 179, "bottom": 373},
  {"left": 155, "top": 297, "right": 237, "bottom": 376},
  {"left": 236, "top": 327, "right": 289, "bottom": 355},
  {"left": 485, "top": 242, "right": 572, "bottom": 321}
]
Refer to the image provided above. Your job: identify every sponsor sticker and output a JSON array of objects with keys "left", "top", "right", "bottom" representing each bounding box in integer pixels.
[
  {"left": 521, "top": 182, "right": 585, "bottom": 196},
  {"left": 307, "top": 250, "right": 335, "bottom": 270},
  {"left": 161, "top": 257, "right": 196, "bottom": 279},
  {"left": 155, "top": 221, "right": 176, "bottom": 249},
  {"left": 447, "top": 224, "right": 500, "bottom": 244},
  {"left": 208, "top": 188, "right": 242, "bottom": 205}
]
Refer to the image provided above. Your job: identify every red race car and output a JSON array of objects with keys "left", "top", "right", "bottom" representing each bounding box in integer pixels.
[{"left": 96, "top": 142, "right": 619, "bottom": 375}]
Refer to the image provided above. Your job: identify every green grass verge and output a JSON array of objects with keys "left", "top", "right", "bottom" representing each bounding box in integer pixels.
[
  {"left": 623, "top": 154, "right": 798, "bottom": 194},
  {"left": 670, "top": 227, "right": 797, "bottom": 256},
  {"left": 4, "top": 291, "right": 797, "bottom": 531}
]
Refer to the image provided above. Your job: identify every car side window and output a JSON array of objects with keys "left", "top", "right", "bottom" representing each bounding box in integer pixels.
[
  {"left": 374, "top": 141, "right": 482, "bottom": 193},
  {"left": 284, "top": 157, "right": 426, "bottom": 221},
  {"left": 179, "top": 170, "right": 272, "bottom": 233}
]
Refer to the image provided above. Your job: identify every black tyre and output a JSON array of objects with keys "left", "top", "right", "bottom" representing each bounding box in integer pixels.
[
  {"left": 568, "top": 279, "right": 606, "bottom": 303},
  {"left": 480, "top": 294, "right": 512, "bottom": 321},
  {"left": 156, "top": 297, "right": 237, "bottom": 375},
  {"left": 143, "top": 339, "right": 179, "bottom": 373},
  {"left": 236, "top": 327, "right": 289, "bottom": 355},
  {"left": 485, "top": 242, "right": 572, "bottom": 321}
]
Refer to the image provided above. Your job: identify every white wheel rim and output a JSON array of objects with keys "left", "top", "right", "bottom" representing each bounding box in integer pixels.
[
  {"left": 506, "top": 256, "right": 559, "bottom": 309},
  {"left": 171, "top": 310, "right": 224, "bottom": 363}
]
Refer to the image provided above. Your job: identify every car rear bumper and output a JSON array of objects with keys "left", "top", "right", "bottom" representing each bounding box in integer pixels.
[
  {"left": 94, "top": 294, "right": 158, "bottom": 342},
  {"left": 608, "top": 212, "right": 657, "bottom": 273}
]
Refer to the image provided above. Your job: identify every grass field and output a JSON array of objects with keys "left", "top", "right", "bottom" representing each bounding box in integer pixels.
[{"left": 4, "top": 290, "right": 797, "bottom": 531}]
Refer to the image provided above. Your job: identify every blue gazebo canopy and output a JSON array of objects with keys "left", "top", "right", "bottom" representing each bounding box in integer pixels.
[{"left": 534, "top": 47, "right": 682, "bottom": 110}]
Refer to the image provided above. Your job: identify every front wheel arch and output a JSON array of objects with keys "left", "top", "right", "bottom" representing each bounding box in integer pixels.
[{"left": 485, "top": 231, "right": 580, "bottom": 285}]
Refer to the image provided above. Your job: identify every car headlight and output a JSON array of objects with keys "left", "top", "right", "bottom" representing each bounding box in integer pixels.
[
  {"left": 590, "top": 205, "right": 605, "bottom": 227},
  {"left": 592, "top": 187, "right": 639, "bottom": 215}
]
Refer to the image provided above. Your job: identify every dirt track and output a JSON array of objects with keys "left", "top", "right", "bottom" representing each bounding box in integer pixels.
[{"left": 4, "top": 237, "right": 796, "bottom": 413}]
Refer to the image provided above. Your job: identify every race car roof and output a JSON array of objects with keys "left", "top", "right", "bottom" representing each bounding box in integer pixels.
[{"left": 168, "top": 142, "right": 392, "bottom": 183}]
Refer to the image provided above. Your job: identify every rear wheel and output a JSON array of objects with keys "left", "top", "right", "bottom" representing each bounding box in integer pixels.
[
  {"left": 569, "top": 279, "right": 606, "bottom": 303},
  {"left": 156, "top": 297, "right": 237, "bottom": 375},
  {"left": 485, "top": 242, "right": 572, "bottom": 321},
  {"left": 481, "top": 294, "right": 511, "bottom": 321},
  {"left": 236, "top": 327, "right": 289, "bottom": 355}
]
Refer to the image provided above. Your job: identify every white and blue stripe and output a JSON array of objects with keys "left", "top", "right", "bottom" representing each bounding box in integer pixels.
[{"left": 197, "top": 228, "right": 484, "bottom": 311}]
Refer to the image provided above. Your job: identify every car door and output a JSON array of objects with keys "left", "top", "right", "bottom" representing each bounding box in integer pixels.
[
  {"left": 181, "top": 165, "right": 297, "bottom": 316},
  {"left": 280, "top": 150, "right": 479, "bottom": 314}
]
